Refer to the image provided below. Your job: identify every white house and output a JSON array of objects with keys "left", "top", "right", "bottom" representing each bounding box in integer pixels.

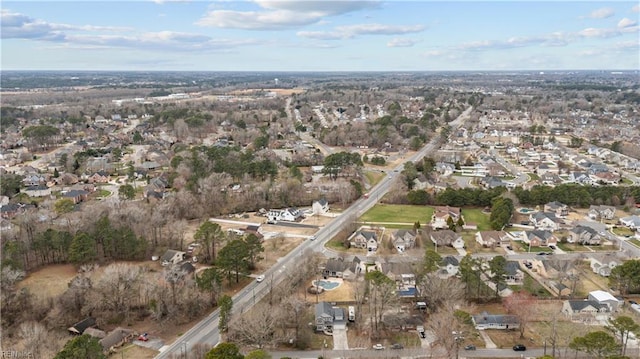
[
  {"left": 267, "top": 207, "right": 305, "bottom": 223},
  {"left": 620, "top": 215, "right": 640, "bottom": 230},
  {"left": 391, "top": 229, "right": 417, "bottom": 252},
  {"left": 588, "top": 205, "right": 616, "bottom": 221},
  {"left": 529, "top": 212, "right": 561, "bottom": 231},
  {"left": 588, "top": 290, "right": 622, "bottom": 312},
  {"left": 312, "top": 198, "right": 330, "bottom": 215}
]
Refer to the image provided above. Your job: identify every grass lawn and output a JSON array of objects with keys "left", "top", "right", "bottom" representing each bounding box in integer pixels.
[
  {"left": 462, "top": 208, "right": 491, "bottom": 231},
  {"left": 516, "top": 242, "right": 552, "bottom": 253},
  {"left": 629, "top": 239, "right": 640, "bottom": 247},
  {"left": 528, "top": 173, "right": 540, "bottom": 181},
  {"left": 555, "top": 243, "right": 593, "bottom": 252},
  {"left": 361, "top": 204, "right": 433, "bottom": 225},
  {"left": 621, "top": 177, "right": 634, "bottom": 185},
  {"left": 95, "top": 189, "right": 111, "bottom": 197},
  {"left": 364, "top": 170, "right": 385, "bottom": 187},
  {"left": 585, "top": 244, "right": 617, "bottom": 251},
  {"left": 612, "top": 226, "right": 635, "bottom": 236}
]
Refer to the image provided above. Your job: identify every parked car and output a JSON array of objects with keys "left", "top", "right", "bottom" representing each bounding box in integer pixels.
[
  {"left": 137, "top": 332, "right": 149, "bottom": 342},
  {"left": 373, "top": 344, "right": 385, "bottom": 350},
  {"left": 506, "top": 245, "right": 513, "bottom": 250},
  {"left": 513, "top": 344, "right": 527, "bottom": 351},
  {"left": 629, "top": 300, "right": 638, "bottom": 305},
  {"left": 256, "top": 275, "right": 265, "bottom": 283},
  {"left": 464, "top": 344, "right": 476, "bottom": 350},
  {"left": 549, "top": 245, "right": 556, "bottom": 250},
  {"left": 391, "top": 343, "right": 404, "bottom": 349}
]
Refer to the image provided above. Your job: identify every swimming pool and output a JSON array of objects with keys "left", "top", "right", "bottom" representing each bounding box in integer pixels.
[
  {"left": 313, "top": 280, "right": 341, "bottom": 290},
  {"left": 519, "top": 208, "right": 535, "bottom": 213}
]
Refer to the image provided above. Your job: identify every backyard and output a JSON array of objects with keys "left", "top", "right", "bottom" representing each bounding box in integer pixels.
[
  {"left": 461, "top": 208, "right": 492, "bottom": 231},
  {"left": 361, "top": 204, "right": 434, "bottom": 225}
]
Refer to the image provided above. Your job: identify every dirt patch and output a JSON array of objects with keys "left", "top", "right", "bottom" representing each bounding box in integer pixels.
[
  {"left": 17, "top": 264, "right": 77, "bottom": 300},
  {"left": 120, "top": 344, "right": 158, "bottom": 359}
]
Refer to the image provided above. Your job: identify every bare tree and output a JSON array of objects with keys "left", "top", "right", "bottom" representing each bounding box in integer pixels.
[
  {"left": 229, "top": 303, "right": 280, "bottom": 349},
  {"left": 426, "top": 304, "right": 470, "bottom": 359}
]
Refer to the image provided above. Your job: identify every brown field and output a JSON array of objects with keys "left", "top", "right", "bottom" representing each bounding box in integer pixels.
[
  {"left": 17, "top": 264, "right": 77, "bottom": 299},
  {"left": 119, "top": 344, "right": 158, "bottom": 359}
]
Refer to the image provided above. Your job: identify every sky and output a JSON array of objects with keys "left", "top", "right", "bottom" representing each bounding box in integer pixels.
[{"left": 1, "top": 1, "right": 639, "bottom": 71}]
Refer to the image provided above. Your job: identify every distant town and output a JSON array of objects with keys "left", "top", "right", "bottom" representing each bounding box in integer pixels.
[{"left": 1, "top": 70, "right": 640, "bottom": 359}]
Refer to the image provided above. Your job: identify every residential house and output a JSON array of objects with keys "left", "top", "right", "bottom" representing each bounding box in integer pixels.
[
  {"left": 431, "top": 206, "right": 462, "bottom": 230},
  {"left": 594, "top": 171, "right": 620, "bottom": 185},
  {"left": 22, "top": 174, "right": 46, "bottom": 186},
  {"left": 569, "top": 171, "right": 593, "bottom": 185},
  {"left": 87, "top": 171, "right": 110, "bottom": 184},
  {"left": 619, "top": 215, "right": 640, "bottom": 230},
  {"left": 99, "top": 327, "right": 135, "bottom": 354},
  {"left": 524, "top": 230, "right": 558, "bottom": 247},
  {"left": 315, "top": 302, "right": 345, "bottom": 332},
  {"left": 529, "top": 212, "right": 562, "bottom": 231},
  {"left": 568, "top": 226, "right": 603, "bottom": 245},
  {"left": 267, "top": 208, "right": 305, "bottom": 223},
  {"left": 1, "top": 203, "right": 23, "bottom": 219},
  {"left": 161, "top": 249, "right": 185, "bottom": 266},
  {"left": 62, "top": 189, "right": 89, "bottom": 204},
  {"left": 391, "top": 229, "right": 417, "bottom": 252},
  {"left": 430, "top": 230, "right": 465, "bottom": 249},
  {"left": 322, "top": 257, "right": 361, "bottom": 279},
  {"left": 544, "top": 201, "right": 569, "bottom": 218},
  {"left": 589, "top": 257, "right": 618, "bottom": 277},
  {"left": 475, "top": 230, "right": 509, "bottom": 248},
  {"left": 588, "top": 290, "right": 622, "bottom": 311},
  {"left": 472, "top": 311, "right": 519, "bottom": 330},
  {"left": 540, "top": 173, "right": 562, "bottom": 186},
  {"left": 588, "top": 205, "right": 616, "bottom": 221},
  {"left": 562, "top": 300, "right": 611, "bottom": 322},
  {"left": 55, "top": 172, "right": 79, "bottom": 186},
  {"left": 22, "top": 184, "right": 51, "bottom": 197},
  {"left": 438, "top": 256, "right": 460, "bottom": 278},
  {"left": 67, "top": 317, "right": 97, "bottom": 335},
  {"left": 243, "top": 225, "right": 264, "bottom": 241},
  {"left": 505, "top": 261, "right": 524, "bottom": 285},
  {"left": 312, "top": 198, "right": 330, "bottom": 215},
  {"left": 479, "top": 175, "right": 507, "bottom": 189},
  {"left": 349, "top": 230, "right": 378, "bottom": 252}
]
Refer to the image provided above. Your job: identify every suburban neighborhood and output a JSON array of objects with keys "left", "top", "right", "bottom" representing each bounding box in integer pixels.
[{"left": 1, "top": 70, "right": 640, "bottom": 359}]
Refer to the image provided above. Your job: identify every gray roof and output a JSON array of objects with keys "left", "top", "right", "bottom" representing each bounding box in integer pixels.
[
  {"left": 442, "top": 256, "right": 459, "bottom": 266},
  {"left": 505, "top": 261, "right": 521, "bottom": 276},
  {"left": 566, "top": 300, "right": 609, "bottom": 312},
  {"left": 473, "top": 311, "right": 519, "bottom": 326},
  {"left": 315, "top": 302, "right": 334, "bottom": 319},
  {"left": 161, "top": 249, "right": 184, "bottom": 262},
  {"left": 99, "top": 327, "right": 134, "bottom": 351}
]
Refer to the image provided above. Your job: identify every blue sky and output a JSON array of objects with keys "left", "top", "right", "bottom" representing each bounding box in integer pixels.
[{"left": 1, "top": 1, "right": 639, "bottom": 71}]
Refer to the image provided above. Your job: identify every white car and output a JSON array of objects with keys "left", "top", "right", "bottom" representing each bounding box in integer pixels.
[
  {"left": 256, "top": 275, "right": 265, "bottom": 283},
  {"left": 373, "top": 344, "right": 385, "bottom": 350}
]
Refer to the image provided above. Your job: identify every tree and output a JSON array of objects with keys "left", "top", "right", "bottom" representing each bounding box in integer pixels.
[
  {"left": 218, "top": 239, "right": 250, "bottom": 284},
  {"left": 423, "top": 249, "right": 442, "bottom": 273},
  {"left": 490, "top": 197, "right": 514, "bottom": 230},
  {"left": 132, "top": 130, "right": 143, "bottom": 144},
  {"left": 205, "top": 342, "right": 244, "bottom": 359},
  {"left": 68, "top": 232, "right": 97, "bottom": 265},
  {"left": 194, "top": 221, "right": 224, "bottom": 263},
  {"left": 609, "top": 259, "right": 640, "bottom": 296},
  {"left": 219, "top": 294, "right": 233, "bottom": 333},
  {"left": 229, "top": 303, "right": 279, "bottom": 349},
  {"left": 569, "top": 331, "right": 620, "bottom": 359},
  {"left": 118, "top": 184, "right": 135, "bottom": 200},
  {"left": 488, "top": 256, "right": 507, "bottom": 297},
  {"left": 54, "top": 198, "right": 75, "bottom": 216},
  {"left": 54, "top": 334, "right": 105, "bottom": 359},
  {"left": 364, "top": 270, "right": 397, "bottom": 335},
  {"left": 196, "top": 267, "right": 223, "bottom": 306},
  {"left": 503, "top": 291, "right": 537, "bottom": 339},
  {"left": 244, "top": 233, "right": 264, "bottom": 270},
  {"left": 606, "top": 316, "right": 640, "bottom": 357},
  {"left": 0, "top": 174, "right": 22, "bottom": 196}
]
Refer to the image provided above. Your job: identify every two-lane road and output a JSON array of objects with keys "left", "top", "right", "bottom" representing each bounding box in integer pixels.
[{"left": 155, "top": 107, "right": 473, "bottom": 358}]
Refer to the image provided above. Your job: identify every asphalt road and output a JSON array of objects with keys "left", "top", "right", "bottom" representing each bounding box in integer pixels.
[{"left": 154, "top": 107, "right": 472, "bottom": 358}]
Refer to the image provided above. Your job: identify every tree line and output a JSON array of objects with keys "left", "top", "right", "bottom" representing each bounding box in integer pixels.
[{"left": 514, "top": 184, "right": 640, "bottom": 208}]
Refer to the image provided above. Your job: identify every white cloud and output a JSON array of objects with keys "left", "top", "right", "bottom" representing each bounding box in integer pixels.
[
  {"left": 617, "top": 18, "right": 638, "bottom": 29},
  {"left": 151, "top": 0, "right": 191, "bottom": 4},
  {"left": 1, "top": 10, "right": 130, "bottom": 40},
  {"left": 297, "top": 23, "right": 425, "bottom": 40},
  {"left": 585, "top": 7, "right": 615, "bottom": 19},
  {"left": 387, "top": 38, "right": 416, "bottom": 47},
  {"left": 632, "top": 5, "right": 640, "bottom": 13},
  {"left": 197, "top": 1, "right": 379, "bottom": 30},
  {"left": 578, "top": 27, "right": 619, "bottom": 38}
]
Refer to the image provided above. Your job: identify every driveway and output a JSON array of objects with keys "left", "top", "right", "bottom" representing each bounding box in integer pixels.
[
  {"left": 332, "top": 324, "right": 349, "bottom": 350},
  {"left": 478, "top": 330, "right": 497, "bottom": 349}
]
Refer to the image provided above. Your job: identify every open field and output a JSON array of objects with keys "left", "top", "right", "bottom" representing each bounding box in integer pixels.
[
  {"left": 363, "top": 170, "right": 385, "bottom": 188},
  {"left": 361, "top": 204, "right": 433, "bottom": 225},
  {"left": 17, "top": 264, "right": 77, "bottom": 300},
  {"left": 462, "top": 208, "right": 491, "bottom": 231}
]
